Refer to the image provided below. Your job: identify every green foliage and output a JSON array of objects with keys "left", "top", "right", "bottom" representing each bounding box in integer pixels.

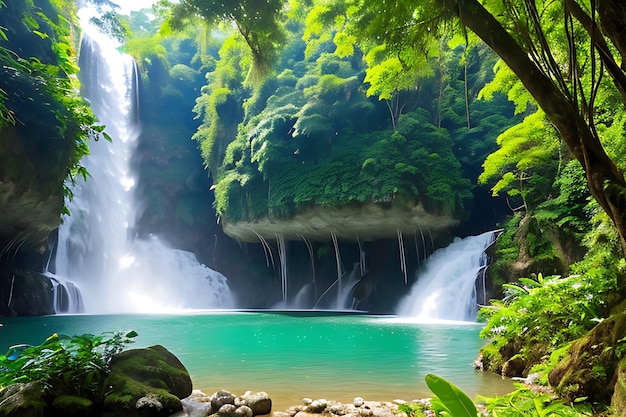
[
  {"left": 363, "top": 46, "right": 426, "bottom": 101},
  {"left": 0, "top": 0, "right": 102, "bottom": 211},
  {"left": 401, "top": 374, "right": 595, "bottom": 417},
  {"left": 534, "top": 160, "right": 593, "bottom": 241},
  {"left": 424, "top": 373, "right": 480, "bottom": 417},
  {"left": 123, "top": 36, "right": 169, "bottom": 79},
  {"left": 200, "top": 14, "right": 488, "bottom": 223},
  {"left": 397, "top": 403, "right": 427, "bottom": 417},
  {"left": 479, "top": 271, "right": 618, "bottom": 373},
  {"left": 192, "top": 34, "right": 249, "bottom": 178},
  {"left": 0, "top": 331, "right": 137, "bottom": 400},
  {"left": 478, "top": 383, "right": 593, "bottom": 416},
  {"left": 479, "top": 110, "right": 560, "bottom": 209},
  {"left": 89, "top": 11, "right": 131, "bottom": 42},
  {"left": 163, "top": 0, "right": 286, "bottom": 81},
  {"left": 479, "top": 61, "right": 535, "bottom": 115}
]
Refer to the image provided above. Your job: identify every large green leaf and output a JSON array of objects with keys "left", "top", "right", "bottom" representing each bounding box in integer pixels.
[{"left": 424, "top": 374, "right": 479, "bottom": 417}]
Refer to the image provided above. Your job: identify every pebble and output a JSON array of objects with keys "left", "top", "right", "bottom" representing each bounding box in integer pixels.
[{"left": 179, "top": 390, "right": 415, "bottom": 417}]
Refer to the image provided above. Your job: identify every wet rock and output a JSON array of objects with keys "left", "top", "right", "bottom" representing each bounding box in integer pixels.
[
  {"left": 211, "top": 390, "right": 236, "bottom": 410},
  {"left": 136, "top": 394, "right": 164, "bottom": 413},
  {"left": 217, "top": 403, "right": 237, "bottom": 417},
  {"left": 234, "top": 405, "right": 253, "bottom": 417},
  {"left": 359, "top": 406, "right": 373, "bottom": 416},
  {"left": 501, "top": 355, "right": 526, "bottom": 378},
  {"left": 236, "top": 391, "right": 272, "bottom": 415},
  {"left": 187, "top": 390, "right": 213, "bottom": 403},
  {"left": 305, "top": 399, "right": 327, "bottom": 413},
  {"left": 0, "top": 382, "right": 47, "bottom": 417},
  {"left": 0, "top": 269, "right": 54, "bottom": 316}
]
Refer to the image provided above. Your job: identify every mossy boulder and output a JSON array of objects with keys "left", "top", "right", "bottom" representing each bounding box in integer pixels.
[
  {"left": 102, "top": 344, "right": 192, "bottom": 417},
  {"left": 50, "top": 395, "right": 95, "bottom": 417},
  {"left": 549, "top": 311, "right": 626, "bottom": 403},
  {"left": 0, "top": 381, "right": 48, "bottom": 417}
]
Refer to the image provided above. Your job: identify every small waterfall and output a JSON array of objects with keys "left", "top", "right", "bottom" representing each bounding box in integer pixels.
[
  {"left": 52, "top": 5, "right": 232, "bottom": 313},
  {"left": 313, "top": 262, "right": 360, "bottom": 310},
  {"left": 276, "top": 233, "right": 288, "bottom": 304},
  {"left": 48, "top": 274, "right": 84, "bottom": 314},
  {"left": 396, "top": 230, "right": 497, "bottom": 321}
]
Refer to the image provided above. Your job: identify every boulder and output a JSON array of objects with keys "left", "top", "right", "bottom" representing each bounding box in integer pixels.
[
  {"left": 217, "top": 403, "right": 237, "bottom": 417},
  {"left": 304, "top": 399, "right": 327, "bottom": 413},
  {"left": 234, "top": 405, "right": 254, "bottom": 417},
  {"left": 211, "top": 390, "right": 236, "bottom": 410},
  {"left": 103, "top": 344, "right": 192, "bottom": 417},
  {"left": 51, "top": 395, "right": 95, "bottom": 417},
  {"left": 236, "top": 391, "right": 272, "bottom": 416},
  {"left": 0, "top": 381, "right": 48, "bottom": 417}
]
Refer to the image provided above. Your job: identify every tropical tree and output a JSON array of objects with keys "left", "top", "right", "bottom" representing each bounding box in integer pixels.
[
  {"left": 305, "top": 0, "right": 626, "bottom": 258},
  {"left": 158, "top": 0, "right": 286, "bottom": 81}
]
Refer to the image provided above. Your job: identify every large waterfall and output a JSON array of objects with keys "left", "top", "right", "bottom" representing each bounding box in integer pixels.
[
  {"left": 52, "top": 6, "right": 233, "bottom": 313},
  {"left": 396, "top": 230, "right": 497, "bottom": 321}
]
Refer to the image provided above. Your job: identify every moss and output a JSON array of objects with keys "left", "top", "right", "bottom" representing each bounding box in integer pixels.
[
  {"left": 0, "top": 381, "right": 48, "bottom": 417},
  {"left": 103, "top": 373, "right": 180, "bottom": 415},
  {"left": 549, "top": 312, "right": 626, "bottom": 403},
  {"left": 612, "top": 359, "right": 626, "bottom": 415},
  {"left": 51, "top": 395, "right": 95, "bottom": 417},
  {"left": 102, "top": 345, "right": 192, "bottom": 417}
]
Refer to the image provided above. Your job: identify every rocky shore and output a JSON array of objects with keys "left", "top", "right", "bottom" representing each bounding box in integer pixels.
[{"left": 176, "top": 390, "right": 431, "bottom": 417}]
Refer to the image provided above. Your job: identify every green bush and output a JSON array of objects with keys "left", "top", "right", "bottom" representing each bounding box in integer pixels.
[
  {"left": 0, "top": 331, "right": 137, "bottom": 400},
  {"left": 479, "top": 272, "right": 618, "bottom": 374},
  {"left": 477, "top": 383, "right": 594, "bottom": 416}
]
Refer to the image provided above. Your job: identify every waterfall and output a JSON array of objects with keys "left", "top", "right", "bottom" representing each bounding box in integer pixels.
[
  {"left": 52, "top": 5, "right": 233, "bottom": 313},
  {"left": 396, "top": 230, "right": 497, "bottom": 321},
  {"left": 49, "top": 274, "right": 84, "bottom": 314}
]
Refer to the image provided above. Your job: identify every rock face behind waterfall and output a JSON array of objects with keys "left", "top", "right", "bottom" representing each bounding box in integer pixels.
[
  {"left": 223, "top": 201, "right": 457, "bottom": 242},
  {"left": 0, "top": 1, "right": 89, "bottom": 316},
  {"left": 0, "top": 269, "right": 55, "bottom": 316}
]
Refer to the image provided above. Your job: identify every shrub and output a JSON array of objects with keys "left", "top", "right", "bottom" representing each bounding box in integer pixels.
[
  {"left": 0, "top": 331, "right": 137, "bottom": 400},
  {"left": 479, "top": 272, "right": 618, "bottom": 374}
]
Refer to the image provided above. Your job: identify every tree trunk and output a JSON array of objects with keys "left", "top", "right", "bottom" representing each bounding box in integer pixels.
[{"left": 454, "top": 0, "right": 626, "bottom": 258}]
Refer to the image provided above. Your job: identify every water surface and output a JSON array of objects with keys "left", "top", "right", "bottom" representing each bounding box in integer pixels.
[{"left": 0, "top": 311, "right": 512, "bottom": 410}]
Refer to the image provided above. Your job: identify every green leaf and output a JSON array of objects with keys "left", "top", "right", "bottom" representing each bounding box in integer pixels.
[
  {"left": 424, "top": 374, "right": 479, "bottom": 417},
  {"left": 517, "top": 277, "right": 540, "bottom": 288}
]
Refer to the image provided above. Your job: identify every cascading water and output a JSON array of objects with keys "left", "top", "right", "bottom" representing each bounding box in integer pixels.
[
  {"left": 52, "top": 5, "right": 233, "bottom": 313},
  {"left": 396, "top": 230, "right": 498, "bottom": 321}
]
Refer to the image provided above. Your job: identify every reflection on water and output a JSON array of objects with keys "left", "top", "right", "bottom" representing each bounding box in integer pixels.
[{"left": 0, "top": 312, "right": 513, "bottom": 410}]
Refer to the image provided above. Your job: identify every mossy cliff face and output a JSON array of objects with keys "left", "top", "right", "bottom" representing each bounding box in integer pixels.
[
  {"left": 0, "top": 0, "right": 92, "bottom": 256},
  {"left": 0, "top": 125, "right": 69, "bottom": 253}
]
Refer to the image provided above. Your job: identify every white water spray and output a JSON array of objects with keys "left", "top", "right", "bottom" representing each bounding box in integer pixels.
[
  {"left": 396, "top": 230, "right": 497, "bottom": 321},
  {"left": 53, "top": 5, "right": 232, "bottom": 313}
]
